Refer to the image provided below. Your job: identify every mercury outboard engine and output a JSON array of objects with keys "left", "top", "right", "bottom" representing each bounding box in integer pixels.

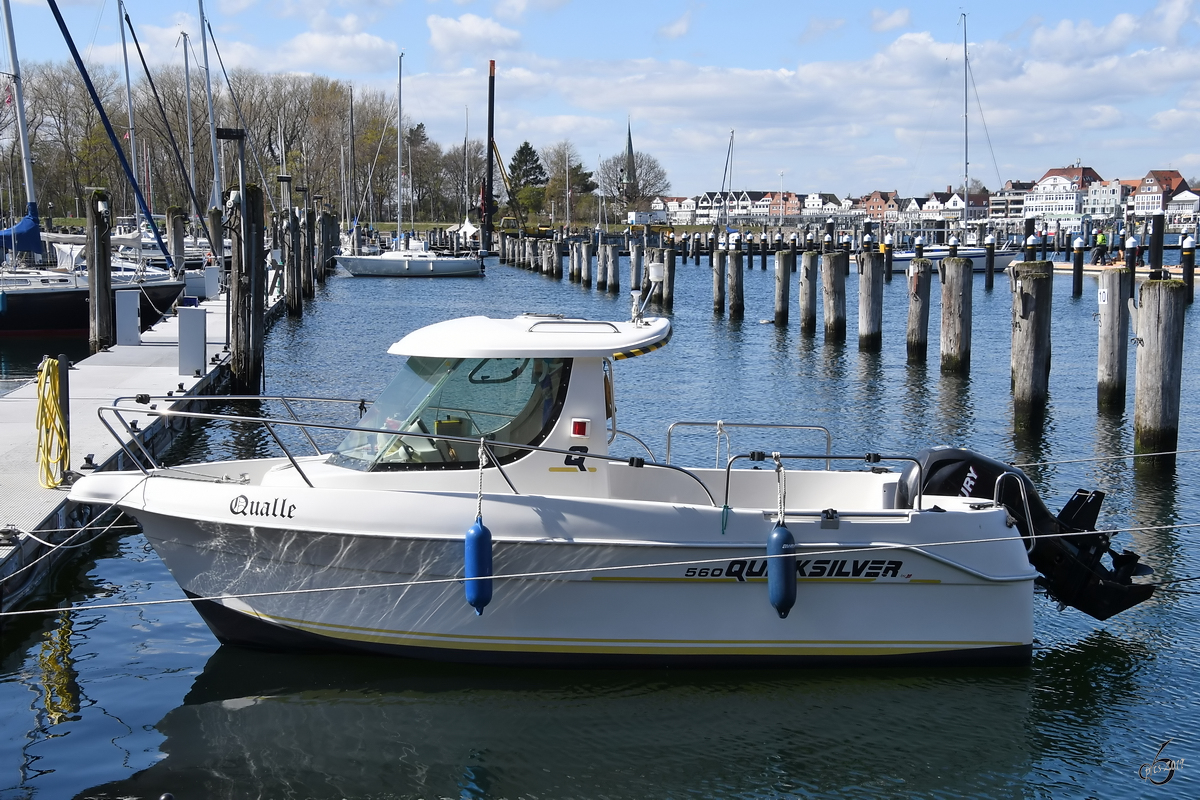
[{"left": 898, "top": 447, "right": 1154, "bottom": 621}]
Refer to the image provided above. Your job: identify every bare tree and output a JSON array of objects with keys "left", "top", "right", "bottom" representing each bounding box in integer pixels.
[{"left": 596, "top": 150, "right": 671, "bottom": 210}]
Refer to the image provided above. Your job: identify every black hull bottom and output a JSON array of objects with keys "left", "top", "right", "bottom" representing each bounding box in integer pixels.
[
  {"left": 0, "top": 281, "right": 185, "bottom": 335},
  {"left": 186, "top": 593, "right": 1033, "bottom": 669}
]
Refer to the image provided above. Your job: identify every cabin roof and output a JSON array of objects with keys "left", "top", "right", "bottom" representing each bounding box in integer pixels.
[{"left": 389, "top": 315, "right": 672, "bottom": 359}]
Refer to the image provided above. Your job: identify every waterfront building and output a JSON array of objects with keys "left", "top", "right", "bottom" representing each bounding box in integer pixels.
[
  {"left": 1081, "top": 179, "right": 1130, "bottom": 219},
  {"left": 1166, "top": 188, "right": 1199, "bottom": 224},
  {"left": 988, "top": 180, "right": 1033, "bottom": 219},
  {"left": 1023, "top": 165, "right": 1104, "bottom": 219},
  {"left": 1131, "top": 170, "right": 1189, "bottom": 217}
]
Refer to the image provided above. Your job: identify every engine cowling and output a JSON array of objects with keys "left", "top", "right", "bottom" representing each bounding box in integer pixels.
[{"left": 898, "top": 447, "right": 1154, "bottom": 621}]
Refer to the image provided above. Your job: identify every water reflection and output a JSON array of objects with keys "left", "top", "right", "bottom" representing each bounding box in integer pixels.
[{"left": 82, "top": 647, "right": 1042, "bottom": 800}]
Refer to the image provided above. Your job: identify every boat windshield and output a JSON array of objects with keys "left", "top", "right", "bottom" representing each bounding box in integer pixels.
[{"left": 330, "top": 356, "right": 571, "bottom": 471}]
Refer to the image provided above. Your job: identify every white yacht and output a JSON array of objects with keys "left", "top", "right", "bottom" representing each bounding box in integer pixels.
[{"left": 69, "top": 313, "right": 1154, "bottom": 666}]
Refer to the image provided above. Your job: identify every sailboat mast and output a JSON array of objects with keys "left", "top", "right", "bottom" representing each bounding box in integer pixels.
[
  {"left": 119, "top": 0, "right": 139, "bottom": 228},
  {"left": 180, "top": 31, "right": 197, "bottom": 220},
  {"left": 198, "top": 0, "right": 221, "bottom": 210},
  {"left": 1, "top": 0, "right": 34, "bottom": 211},
  {"left": 397, "top": 54, "right": 402, "bottom": 240},
  {"left": 962, "top": 13, "right": 968, "bottom": 226}
]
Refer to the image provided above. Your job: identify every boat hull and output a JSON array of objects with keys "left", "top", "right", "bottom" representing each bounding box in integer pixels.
[
  {"left": 0, "top": 278, "right": 185, "bottom": 334},
  {"left": 338, "top": 253, "right": 482, "bottom": 277},
  {"left": 109, "top": 480, "right": 1035, "bottom": 668}
]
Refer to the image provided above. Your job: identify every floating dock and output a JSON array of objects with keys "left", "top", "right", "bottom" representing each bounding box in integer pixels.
[{"left": 0, "top": 294, "right": 281, "bottom": 612}]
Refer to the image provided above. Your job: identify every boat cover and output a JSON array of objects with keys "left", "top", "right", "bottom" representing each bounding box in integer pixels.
[{"left": 0, "top": 202, "right": 43, "bottom": 254}]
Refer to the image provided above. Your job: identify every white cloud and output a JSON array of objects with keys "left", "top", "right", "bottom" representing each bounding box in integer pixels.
[
  {"left": 659, "top": 11, "right": 691, "bottom": 40},
  {"left": 494, "top": 0, "right": 567, "bottom": 21},
  {"left": 427, "top": 14, "right": 520, "bottom": 59},
  {"left": 870, "top": 8, "right": 910, "bottom": 33},
  {"left": 799, "top": 17, "right": 844, "bottom": 44}
]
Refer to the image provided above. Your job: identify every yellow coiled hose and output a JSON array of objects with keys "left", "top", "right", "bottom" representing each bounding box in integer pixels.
[{"left": 36, "top": 357, "right": 69, "bottom": 488}]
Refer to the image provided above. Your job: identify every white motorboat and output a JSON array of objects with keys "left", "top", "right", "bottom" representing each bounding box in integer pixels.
[
  {"left": 337, "top": 241, "right": 483, "bottom": 277},
  {"left": 69, "top": 313, "right": 1154, "bottom": 667},
  {"left": 889, "top": 245, "right": 1019, "bottom": 274}
]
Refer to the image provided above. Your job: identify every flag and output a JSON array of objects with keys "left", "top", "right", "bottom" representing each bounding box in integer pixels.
[{"left": 123, "top": 131, "right": 129, "bottom": 140}]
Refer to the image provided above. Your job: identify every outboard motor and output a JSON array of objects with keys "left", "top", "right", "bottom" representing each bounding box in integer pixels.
[{"left": 898, "top": 447, "right": 1154, "bottom": 621}]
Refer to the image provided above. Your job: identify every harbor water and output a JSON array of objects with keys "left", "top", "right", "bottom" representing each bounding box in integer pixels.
[{"left": 2, "top": 255, "right": 1198, "bottom": 799}]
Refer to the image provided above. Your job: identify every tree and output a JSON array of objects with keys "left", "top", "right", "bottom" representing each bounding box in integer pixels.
[
  {"left": 541, "top": 139, "right": 596, "bottom": 224},
  {"left": 596, "top": 150, "right": 671, "bottom": 210},
  {"left": 508, "top": 141, "right": 547, "bottom": 189}
]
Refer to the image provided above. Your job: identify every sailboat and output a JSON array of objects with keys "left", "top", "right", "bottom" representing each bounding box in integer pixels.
[
  {"left": 0, "top": 0, "right": 183, "bottom": 334},
  {"left": 337, "top": 74, "right": 481, "bottom": 278},
  {"left": 889, "top": 15, "right": 1017, "bottom": 273}
]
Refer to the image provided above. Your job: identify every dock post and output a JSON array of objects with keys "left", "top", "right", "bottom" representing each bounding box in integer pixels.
[
  {"left": 86, "top": 188, "right": 114, "bottom": 353},
  {"left": 596, "top": 244, "right": 608, "bottom": 290},
  {"left": 884, "top": 234, "right": 893, "bottom": 283},
  {"left": 285, "top": 210, "right": 302, "bottom": 316},
  {"left": 799, "top": 250, "right": 818, "bottom": 335},
  {"left": 1149, "top": 213, "right": 1165, "bottom": 272},
  {"left": 302, "top": 207, "right": 315, "bottom": 299},
  {"left": 774, "top": 247, "right": 790, "bottom": 326},
  {"left": 789, "top": 239, "right": 797, "bottom": 272},
  {"left": 629, "top": 244, "right": 641, "bottom": 293},
  {"left": 242, "top": 183, "right": 266, "bottom": 393},
  {"left": 905, "top": 257, "right": 932, "bottom": 363},
  {"left": 1097, "top": 267, "right": 1131, "bottom": 410},
  {"left": 1010, "top": 261, "right": 1054, "bottom": 420},
  {"left": 1072, "top": 237, "right": 1085, "bottom": 297},
  {"left": 581, "top": 242, "right": 592, "bottom": 287},
  {"left": 316, "top": 211, "right": 332, "bottom": 281},
  {"left": 859, "top": 247, "right": 883, "bottom": 351},
  {"left": 728, "top": 249, "right": 744, "bottom": 320},
  {"left": 984, "top": 235, "right": 995, "bottom": 291},
  {"left": 1134, "top": 278, "right": 1186, "bottom": 466},
  {"left": 607, "top": 243, "right": 619, "bottom": 294},
  {"left": 229, "top": 192, "right": 248, "bottom": 385},
  {"left": 166, "top": 206, "right": 185, "bottom": 274},
  {"left": 940, "top": 256, "right": 972, "bottom": 373},
  {"left": 1181, "top": 236, "right": 1194, "bottom": 304},
  {"left": 663, "top": 248, "right": 675, "bottom": 310},
  {"left": 821, "top": 251, "right": 846, "bottom": 343},
  {"left": 712, "top": 248, "right": 725, "bottom": 315}
]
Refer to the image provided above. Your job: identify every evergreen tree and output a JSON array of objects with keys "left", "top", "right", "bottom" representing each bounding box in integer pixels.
[{"left": 508, "top": 141, "right": 548, "bottom": 189}]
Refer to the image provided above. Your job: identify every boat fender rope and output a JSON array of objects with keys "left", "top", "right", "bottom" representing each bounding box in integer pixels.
[
  {"left": 476, "top": 437, "right": 488, "bottom": 519},
  {"left": 773, "top": 452, "right": 786, "bottom": 525}
]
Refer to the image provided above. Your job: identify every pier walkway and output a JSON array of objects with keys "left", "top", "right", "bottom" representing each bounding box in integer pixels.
[{"left": 0, "top": 295, "right": 276, "bottom": 611}]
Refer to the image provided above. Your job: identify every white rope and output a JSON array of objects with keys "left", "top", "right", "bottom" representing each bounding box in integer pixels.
[
  {"left": 715, "top": 419, "right": 727, "bottom": 468},
  {"left": 1, "top": 518, "right": 1192, "bottom": 620},
  {"left": 476, "top": 437, "right": 488, "bottom": 520},
  {"left": 1013, "top": 447, "right": 1200, "bottom": 468},
  {"left": 772, "top": 452, "right": 786, "bottom": 526}
]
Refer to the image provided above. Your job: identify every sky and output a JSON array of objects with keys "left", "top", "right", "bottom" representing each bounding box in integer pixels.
[{"left": 6, "top": 0, "right": 1200, "bottom": 200}]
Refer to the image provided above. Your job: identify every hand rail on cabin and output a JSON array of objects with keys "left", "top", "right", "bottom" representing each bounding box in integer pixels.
[{"left": 95, "top": 397, "right": 717, "bottom": 507}]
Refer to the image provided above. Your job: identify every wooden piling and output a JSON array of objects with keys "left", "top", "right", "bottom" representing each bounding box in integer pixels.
[
  {"left": 799, "top": 250, "right": 818, "bottom": 336},
  {"left": 663, "top": 248, "right": 675, "bottom": 310},
  {"left": 905, "top": 258, "right": 932, "bottom": 364},
  {"left": 629, "top": 244, "right": 642, "bottom": 294},
  {"left": 1072, "top": 238, "right": 1084, "bottom": 297},
  {"left": 1010, "top": 262, "right": 1054, "bottom": 416},
  {"left": 596, "top": 244, "right": 609, "bottom": 290},
  {"left": 1148, "top": 213, "right": 1165, "bottom": 271},
  {"left": 1097, "top": 267, "right": 1131, "bottom": 410},
  {"left": 884, "top": 236, "right": 893, "bottom": 283},
  {"left": 984, "top": 237, "right": 995, "bottom": 291},
  {"left": 940, "top": 256, "right": 972, "bottom": 373},
  {"left": 285, "top": 210, "right": 302, "bottom": 316},
  {"left": 86, "top": 189, "right": 113, "bottom": 353},
  {"left": 821, "top": 252, "right": 846, "bottom": 342},
  {"left": 166, "top": 206, "right": 185, "bottom": 273},
  {"left": 316, "top": 211, "right": 332, "bottom": 282},
  {"left": 712, "top": 249, "right": 726, "bottom": 315},
  {"left": 301, "top": 208, "right": 315, "bottom": 299},
  {"left": 230, "top": 183, "right": 265, "bottom": 394},
  {"left": 774, "top": 248, "right": 790, "bottom": 326},
  {"left": 728, "top": 250, "right": 744, "bottom": 319},
  {"left": 859, "top": 249, "right": 883, "bottom": 351},
  {"left": 1182, "top": 237, "right": 1194, "bottom": 304},
  {"left": 1134, "top": 279, "right": 1186, "bottom": 462},
  {"left": 581, "top": 242, "right": 592, "bottom": 287}
]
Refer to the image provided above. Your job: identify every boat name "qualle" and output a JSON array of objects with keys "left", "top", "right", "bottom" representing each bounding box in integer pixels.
[{"left": 229, "top": 495, "right": 297, "bottom": 519}]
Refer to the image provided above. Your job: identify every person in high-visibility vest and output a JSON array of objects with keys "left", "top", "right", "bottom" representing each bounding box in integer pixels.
[{"left": 1095, "top": 231, "right": 1108, "bottom": 265}]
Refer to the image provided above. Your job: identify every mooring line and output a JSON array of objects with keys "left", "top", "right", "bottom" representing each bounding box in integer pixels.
[
  {"left": 1012, "top": 447, "right": 1200, "bottom": 468},
  {"left": 0, "top": 519, "right": 1196, "bottom": 620}
]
